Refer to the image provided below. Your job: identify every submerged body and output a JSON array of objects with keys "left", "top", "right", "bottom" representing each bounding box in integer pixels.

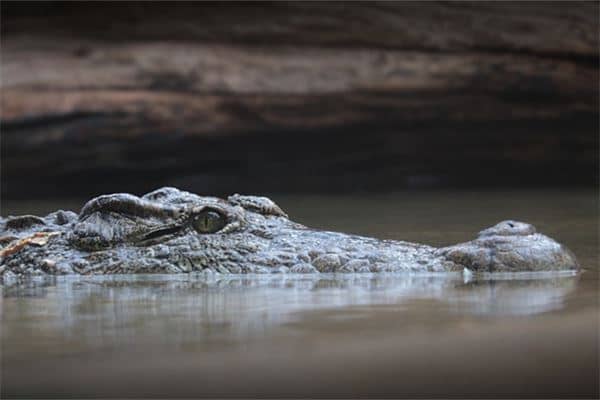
[{"left": 0, "top": 187, "right": 578, "bottom": 278}]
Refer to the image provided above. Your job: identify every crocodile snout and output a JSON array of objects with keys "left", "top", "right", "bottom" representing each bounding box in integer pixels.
[{"left": 439, "top": 221, "right": 579, "bottom": 272}]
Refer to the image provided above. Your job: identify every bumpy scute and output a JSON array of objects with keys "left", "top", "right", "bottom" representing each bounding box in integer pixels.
[{"left": 0, "top": 189, "right": 580, "bottom": 278}]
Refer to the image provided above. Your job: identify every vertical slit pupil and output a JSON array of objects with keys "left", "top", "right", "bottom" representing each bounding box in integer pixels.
[{"left": 193, "top": 209, "right": 226, "bottom": 233}]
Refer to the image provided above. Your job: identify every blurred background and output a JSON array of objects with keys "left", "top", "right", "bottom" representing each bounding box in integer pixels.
[
  {"left": 1, "top": 4, "right": 599, "bottom": 398},
  {"left": 1, "top": 1, "right": 598, "bottom": 200}
]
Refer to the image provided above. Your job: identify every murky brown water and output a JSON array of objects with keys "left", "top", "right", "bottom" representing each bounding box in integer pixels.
[{"left": 1, "top": 190, "right": 598, "bottom": 398}]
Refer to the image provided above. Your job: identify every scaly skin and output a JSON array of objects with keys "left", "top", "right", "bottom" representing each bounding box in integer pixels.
[{"left": 0, "top": 187, "right": 579, "bottom": 278}]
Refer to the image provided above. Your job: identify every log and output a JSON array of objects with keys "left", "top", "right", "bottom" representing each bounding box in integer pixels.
[{"left": 1, "top": 2, "right": 598, "bottom": 198}]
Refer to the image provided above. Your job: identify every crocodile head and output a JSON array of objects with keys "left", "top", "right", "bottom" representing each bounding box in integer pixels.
[{"left": 0, "top": 187, "right": 579, "bottom": 276}]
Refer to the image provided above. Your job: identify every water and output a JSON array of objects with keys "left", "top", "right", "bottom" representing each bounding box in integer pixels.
[{"left": 1, "top": 190, "right": 598, "bottom": 397}]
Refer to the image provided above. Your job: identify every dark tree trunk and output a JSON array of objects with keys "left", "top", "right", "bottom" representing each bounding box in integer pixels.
[{"left": 1, "top": 2, "right": 598, "bottom": 198}]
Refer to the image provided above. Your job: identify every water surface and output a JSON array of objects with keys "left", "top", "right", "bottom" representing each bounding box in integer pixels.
[{"left": 1, "top": 190, "right": 598, "bottom": 398}]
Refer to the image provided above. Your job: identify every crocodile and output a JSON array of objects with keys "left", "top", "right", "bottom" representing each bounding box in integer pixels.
[{"left": 0, "top": 187, "right": 579, "bottom": 278}]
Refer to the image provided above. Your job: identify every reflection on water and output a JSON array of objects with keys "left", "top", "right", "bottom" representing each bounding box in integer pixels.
[
  {"left": 0, "top": 271, "right": 583, "bottom": 360},
  {"left": 1, "top": 190, "right": 598, "bottom": 398},
  {"left": 1, "top": 272, "right": 582, "bottom": 342},
  {"left": 2, "top": 271, "right": 596, "bottom": 398}
]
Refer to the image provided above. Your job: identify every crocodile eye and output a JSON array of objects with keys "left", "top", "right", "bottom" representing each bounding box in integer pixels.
[{"left": 192, "top": 209, "right": 227, "bottom": 234}]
